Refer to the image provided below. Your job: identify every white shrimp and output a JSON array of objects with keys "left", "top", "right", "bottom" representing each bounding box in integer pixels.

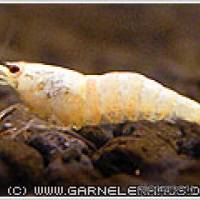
[{"left": 0, "top": 61, "right": 200, "bottom": 128}]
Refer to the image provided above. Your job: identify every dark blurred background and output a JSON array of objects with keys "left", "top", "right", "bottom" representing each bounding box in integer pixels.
[{"left": 0, "top": 4, "right": 200, "bottom": 109}]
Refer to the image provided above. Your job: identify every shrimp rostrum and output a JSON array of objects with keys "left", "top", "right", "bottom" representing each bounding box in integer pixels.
[{"left": 0, "top": 61, "right": 200, "bottom": 128}]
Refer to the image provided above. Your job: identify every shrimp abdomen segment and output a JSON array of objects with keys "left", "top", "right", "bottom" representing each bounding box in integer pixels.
[
  {"left": 172, "top": 94, "right": 200, "bottom": 124},
  {"left": 92, "top": 73, "right": 123, "bottom": 124},
  {"left": 84, "top": 76, "right": 101, "bottom": 125},
  {"left": 84, "top": 72, "right": 200, "bottom": 125}
]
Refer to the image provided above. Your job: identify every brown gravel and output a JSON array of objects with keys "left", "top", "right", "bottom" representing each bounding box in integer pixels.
[{"left": 0, "top": 105, "right": 199, "bottom": 194}]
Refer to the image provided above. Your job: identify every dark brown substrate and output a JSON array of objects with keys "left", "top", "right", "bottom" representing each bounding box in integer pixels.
[{"left": 0, "top": 105, "right": 200, "bottom": 195}]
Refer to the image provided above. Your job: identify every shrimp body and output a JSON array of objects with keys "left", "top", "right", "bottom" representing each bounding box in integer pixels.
[{"left": 0, "top": 61, "right": 200, "bottom": 128}]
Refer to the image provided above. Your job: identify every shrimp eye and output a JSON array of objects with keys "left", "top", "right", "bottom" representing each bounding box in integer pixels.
[{"left": 8, "top": 65, "right": 20, "bottom": 73}]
